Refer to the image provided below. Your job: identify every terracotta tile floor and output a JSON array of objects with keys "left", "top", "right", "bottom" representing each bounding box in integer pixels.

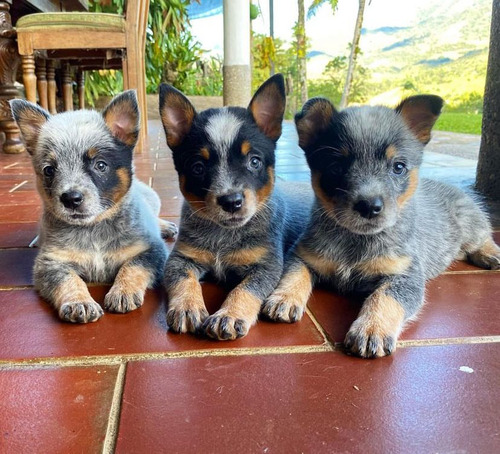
[{"left": 1, "top": 121, "right": 499, "bottom": 453}]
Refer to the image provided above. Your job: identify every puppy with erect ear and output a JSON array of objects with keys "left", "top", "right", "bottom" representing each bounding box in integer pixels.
[
  {"left": 263, "top": 94, "right": 500, "bottom": 359},
  {"left": 159, "top": 74, "right": 313, "bottom": 340},
  {"left": 10, "top": 91, "right": 177, "bottom": 324}
]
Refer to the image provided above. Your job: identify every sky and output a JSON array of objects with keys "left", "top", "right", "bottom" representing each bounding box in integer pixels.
[{"left": 190, "top": 0, "right": 434, "bottom": 59}]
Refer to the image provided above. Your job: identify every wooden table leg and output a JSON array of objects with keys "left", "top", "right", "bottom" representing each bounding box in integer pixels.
[{"left": 0, "top": 1, "right": 25, "bottom": 154}]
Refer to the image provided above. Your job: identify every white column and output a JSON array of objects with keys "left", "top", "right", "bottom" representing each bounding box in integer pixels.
[{"left": 223, "top": 0, "right": 251, "bottom": 106}]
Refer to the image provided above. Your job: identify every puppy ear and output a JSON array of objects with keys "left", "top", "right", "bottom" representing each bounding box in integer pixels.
[
  {"left": 102, "top": 90, "right": 140, "bottom": 147},
  {"left": 295, "top": 97, "right": 337, "bottom": 150},
  {"left": 10, "top": 99, "right": 50, "bottom": 155},
  {"left": 248, "top": 73, "right": 286, "bottom": 141},
  {"left": 159, "top": 84, "right": 196, "bottom": 149},
  {"left": 395, "top": 95, "right": 443, "bottom": 145}
]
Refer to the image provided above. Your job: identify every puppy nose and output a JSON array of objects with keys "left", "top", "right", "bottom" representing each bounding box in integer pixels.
[
  {"left": 217, "top": 193, "right": 244, "bottom": 213},
  {"left": 60, "top": 191, "right": 84, "bottom": 209},
  {"left": 353, "top": 197, "right": 384, "bottom": 219}
]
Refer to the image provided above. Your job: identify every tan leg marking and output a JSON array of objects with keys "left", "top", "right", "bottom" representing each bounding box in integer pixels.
[
  {"left": 468, "top": 238, "right": 500, "bottom": 270},
  {"left": 356, "top": 256, "right": 411, "bottom": 276},
  {"left": 53, "top": 271, "right": 103, "bottom": 323},
  {"left": 166, "top": 270, "right": 208, "bottom": 333},
  {"left": 176, "top": 241, "right": 215, "bottom": 266},
  {"left": 223, "top": 246, "right": 268, "bottom": 267},
  {"left": 203, "top": 286, "right": 261, "bottom": 340},
  {"left": 104, "top": 265, "right": 153, "bottom": 313},
  {"left": 344, "top": 285, "right": 405, "bottom": 358},
  {"left": 262, "top": 263, "right": 313, "bottom": 323}
]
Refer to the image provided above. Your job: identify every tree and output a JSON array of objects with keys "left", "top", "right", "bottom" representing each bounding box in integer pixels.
[
  {"left": 476, "top": 0, "right": 500, "bottom": 199},
  {"left": 296, "top": 0, "right": 308, "bottom": 105},
  {"left": 340, "top": 0, "right": 367, "bottom": 108}
]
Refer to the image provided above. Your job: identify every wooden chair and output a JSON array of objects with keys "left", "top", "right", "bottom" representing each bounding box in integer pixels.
[{"left": 16, "top": 0, "right": 150, "bottom": 152}]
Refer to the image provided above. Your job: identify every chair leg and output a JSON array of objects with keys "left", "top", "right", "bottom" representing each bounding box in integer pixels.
[
  {"left": 61, "top": 63, "right": 73, "bottom": 111},
  {"left": 35, "top": 59, "right": 48, "bottom": 110},
  {"left": 21, "top": 55, "right": 37, "bottom": 103},
  {"left": 124, "top": 51, "right": 147, "bottom": 153},
  {"left": 77, "top": 70, "right": 85, "bottom": 110},
  {"left": 47, "top": 60, "right": 57, "bottom": 114}
]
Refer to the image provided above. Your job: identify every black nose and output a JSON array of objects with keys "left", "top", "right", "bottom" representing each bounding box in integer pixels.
[
  {"left": 217, "top": 193, "right": 244, "bottom": 213},
  {"left": 60, "top": 191, "right": 84, "bottom": 209},
  {"left": 353, "top": 197, "right": 384, "bottom": 219}
]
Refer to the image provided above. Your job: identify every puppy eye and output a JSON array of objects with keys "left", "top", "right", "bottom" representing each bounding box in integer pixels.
[
  {"left": 191, "top": 162, "right": 205, "bottom": 177},
  {"left": 393, "top": 162, "right": 407, "bottom": 175},
  {"left": 95, "top": 161, "right": 108, "bottom": 172},
  {"left": 43, "top": 166, "right": 55, "bottom": 177},
  {"left": 249, "top": 156, "right": 262, "bottom": 170}
]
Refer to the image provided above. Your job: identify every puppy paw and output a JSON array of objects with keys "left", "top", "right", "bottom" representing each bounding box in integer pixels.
[
  {"left": 344, "top": 329, "right": 397, "bottom": 359},
  {"left": 202, "top": 311, "right": 250, "bottom": 340},
  {"left": 159, "top": 219, "right": 178, "bottom": 239},
  {"left": 104, "top": 289, "right": 144, "bottom": 313},
  {"left": 59, "top": 301, "right": 103, "bottom": 323},
  {"left": 167, "top": 306, "right": 209, "bottom": 333},
  {"left": 468, "top": 239, "right": 500, "bottom": 270},
  {"left": 261, "top": 292, "right": 306, "bottom": 323}
]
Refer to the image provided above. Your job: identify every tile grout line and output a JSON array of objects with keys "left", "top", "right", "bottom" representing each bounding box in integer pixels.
[
  {"left": 304, "top": 305, "right": 336, "bottom": 349},
  {"left": 397, "top": 335, "right": 500, "bottom": 348},
  {"left": 0, "top": 344, "right": 334, "bottom": 370},
  {"left": 102, "top": 362, "right": 127, "bottom": 454}
]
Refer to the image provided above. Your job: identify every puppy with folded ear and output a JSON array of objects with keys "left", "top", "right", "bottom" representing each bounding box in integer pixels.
[
  {"left": 10, "top": 91, "right": 176, "bottom": 323},
  {"left": 263, "top": 95, "right": 500, "bottom": 358},
  {"left": 159, "top": 74, "right": 313, "bottom": 340}
]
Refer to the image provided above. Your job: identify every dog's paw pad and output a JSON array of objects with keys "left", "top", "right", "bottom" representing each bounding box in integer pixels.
[
  {"left": 167, "top": 306, "right": 208, "bottom": 333},
  {"left": 262, "top": 293, "right": 305, "bottom": 323},
  {"left": 160, "top": 219, "right": 178, "bottom": 239},
  {"left": 344, "top": 329, "right": 396, "bottom": 359},
  {"left": 59, "top": 301, "right": 103, "bottom": 323},
  {"left": 104, "top": 291, "right": 144, "bottom": 313},
  {"left": 202, "top": 313, "right": 249, "bottom": 340}
]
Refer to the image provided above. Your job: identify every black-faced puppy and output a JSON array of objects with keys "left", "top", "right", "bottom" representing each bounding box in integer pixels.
[
  {"left": 159, "top": 74, "right": 312, "bottom": 340},
  {"left": 11, "top": 91, "right": 176, "bottom": 323},
  {"left": 263, "top": 95, "right": 500, "bottom": 357}
]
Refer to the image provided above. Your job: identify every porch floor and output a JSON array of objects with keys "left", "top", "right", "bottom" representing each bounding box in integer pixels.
[{"left": 0, "top": 121, "right": 499, "bottom": 453}]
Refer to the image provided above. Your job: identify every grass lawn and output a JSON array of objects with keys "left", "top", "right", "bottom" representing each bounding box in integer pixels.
[{"left": 434, "top": 112, "right": 482, "bottom": 135}]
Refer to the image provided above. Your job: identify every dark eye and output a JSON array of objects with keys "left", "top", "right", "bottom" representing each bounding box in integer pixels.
[
  {"left": 191, "top": 162, "right": 205, "bottom": 177},
  {"left": 95, "top": 161, "right": 108, "bottom": 172},
  {"left": 249, "top": 156, "right": 262, "bottom": 170},
  {"left": 43, "top": 166, "right": 55, "bottom": 177},
  {"left": 393, "top": 161, "right": 407, "bottom": 175}
]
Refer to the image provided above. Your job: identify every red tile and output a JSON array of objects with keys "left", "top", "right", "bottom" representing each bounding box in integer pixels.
[
  {"left": 308, "top": 273, "right": 500, "bottom": 343},
  {"left": 0, "top": 285, "right": 324, "bottom": 362},
  {"left": 116, "top": 344, "right": 500, "bottom": 453},
  {"left": 0, "top": 204, "right": 41, "bottom": 223},
  {"left": 0, "top": 223, "right": 38, "bottom": 248},
  {"left": 0, "top": 365, "right": 119, "bottom": 452},
  {"left": 0, "top": 191, "right": 41, "bottom": 206},
  {"left": 0, "top": 249, "right": 37, "bottom": 287}
]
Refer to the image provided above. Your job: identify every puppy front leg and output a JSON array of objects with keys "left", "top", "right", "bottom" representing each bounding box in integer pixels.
[
  {"left": 262, "top": 254, "right": 314, "bottom": 323},
  {"left": 344, "top": 273, "right": 425, "bottom": 358},
  {"left": 104, "top": 243, "right": 167, "bottom": 313},
  {"left": 34, "top": 258, "right": 103, "bottom": 323},
  {"left": 164, "top": 253, "right": 208, "bottom": 333},
  {"left": 203, "top": 263, "right": 282, "bottom": 340}
]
